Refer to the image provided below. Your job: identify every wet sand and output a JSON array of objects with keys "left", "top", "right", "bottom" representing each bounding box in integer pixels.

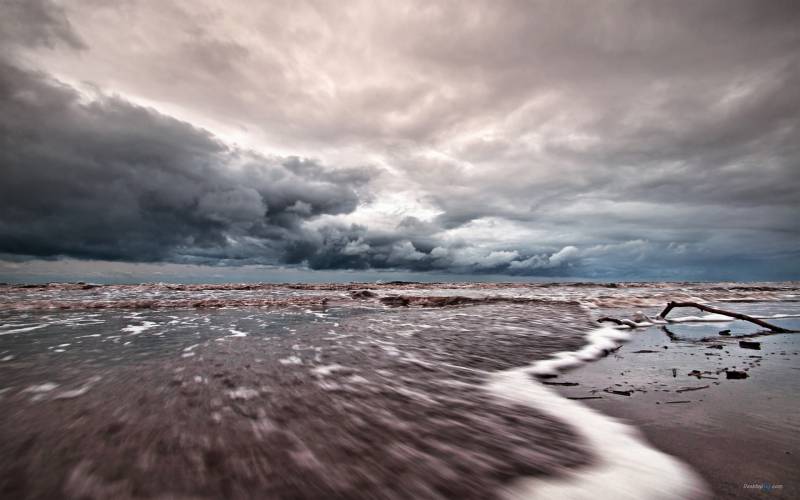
[{"left": 551, "top": 321, "right": 800, "bottom": 499}]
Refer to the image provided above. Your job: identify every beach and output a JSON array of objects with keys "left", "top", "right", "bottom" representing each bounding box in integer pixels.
[
  {"left": 0, "top": 282, "right": 797, "bottom": 499},
  {"left": 550, "top": 315, "right": 800, "bottom": 499}
]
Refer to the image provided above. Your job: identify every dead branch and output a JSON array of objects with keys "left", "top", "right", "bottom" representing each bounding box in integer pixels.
[
  {"left": 657, "top": 301, "right": 792, "bottom": 333},
  {"left": 597, "top": 316, "right": 640, "bottom": 328}
]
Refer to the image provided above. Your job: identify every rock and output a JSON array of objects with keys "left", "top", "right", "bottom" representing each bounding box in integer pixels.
[
  {"left": 719, "top": 329, "right": 731, "bottom": 336},
  {"left": 379, "top": 296, "right": 411, "bottom": 307},
  {"left": 631, "top": 350, "right": 659, "bottom": 353},
  {"left": 706, "top": 345, "right": 724, "bottom": 349},
  {"left": 605, "top": 389, "right": 633, "bottom": 396},
  {"left": 739, "top": 341, "right": 761, "bottom": 350},
  {"left": 542, "top": 381, "right": 579, "bottom": 386},
  {"left": 725, "top": 370, "right": 748, "bottom": 379},
  {"left": 688, "top": 370, "right": 703, "bottom": 378},
  {"left": 350, "top": 290, "right": 377, "bottom": 299}
]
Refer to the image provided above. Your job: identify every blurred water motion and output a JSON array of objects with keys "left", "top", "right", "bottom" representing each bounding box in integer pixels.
[{"left": 0, "top": 281, "right": 796, "bottom": 499}]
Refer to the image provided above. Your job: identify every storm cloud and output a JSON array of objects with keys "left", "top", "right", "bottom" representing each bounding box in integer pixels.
[
  {"left": 1, "top": 0, "right": 799, "bottom": 280},
  {"left": 0, "top": 60, "right": 378, "bottom": 265}
]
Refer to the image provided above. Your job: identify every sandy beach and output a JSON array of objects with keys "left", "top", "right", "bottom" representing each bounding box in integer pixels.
[
  {"left": 551, "top": 319, "right": 800, "bottom": 499},
  {"left": 0, "top": 282, "right": 797, "bottom": 499}
]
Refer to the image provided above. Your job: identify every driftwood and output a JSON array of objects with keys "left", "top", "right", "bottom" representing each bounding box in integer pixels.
[
  {"left": 596, "top": 316, "right": 649, "bottom": 329},
  {"left": 657, "top": 301, "right": 791, "bottom": 333},
  {"left": 598, "top": 301, "right": 795, "bottom": 334}
]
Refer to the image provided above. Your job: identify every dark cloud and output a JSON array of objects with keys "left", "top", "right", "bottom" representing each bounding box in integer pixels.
[
  {"left": 1, "top": 0, "right": 799, "bottom": 280},
  {"left": 0, "top": 58, "right": 373, "bottom": 265}
]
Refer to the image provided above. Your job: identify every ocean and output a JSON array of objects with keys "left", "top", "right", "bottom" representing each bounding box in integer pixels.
[{"left": 1, "top": 281, "right": 798, "bottom": 499}]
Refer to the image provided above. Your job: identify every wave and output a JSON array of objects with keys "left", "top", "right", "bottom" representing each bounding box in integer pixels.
[
  {"left": 488, "top": 327, "right": 709, "bottom": 499},
  {"left": 0, "top": 297, "right": 332, "bottom": 311},
  {"left": 3, "top": 281, "right": 798, "bottom": 312}
]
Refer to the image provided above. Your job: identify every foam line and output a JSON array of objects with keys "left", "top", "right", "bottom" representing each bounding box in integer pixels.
[
  {"left": 0, "top": 324, "right": 47, "bottom": 335},
  {"left": 488, "top": 327, "right": 709, "bottom": 500},
  {"left": 670, "top": 312, "right": 800, "bottom": 323},
  {"left": 609, "top": 312, "right": 800, "bottom": 329},
  {"left": 528, "top": 327, "right": 631, "bottom": 377}
]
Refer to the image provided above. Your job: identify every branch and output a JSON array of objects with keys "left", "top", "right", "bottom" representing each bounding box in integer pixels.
[
  {"left": 597, "top": 317, "right": 640, "bottom": 328},
  {"left": 657, "top": 301, "right": 792, "bottom": 333}
]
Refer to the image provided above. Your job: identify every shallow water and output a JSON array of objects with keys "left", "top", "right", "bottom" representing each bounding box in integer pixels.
[{"left": 0, "top": 281, "right": 797, "bottom": 499}]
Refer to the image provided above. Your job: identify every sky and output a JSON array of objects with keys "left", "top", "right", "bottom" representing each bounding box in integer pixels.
[{"left": 0, "top": 0, "right": 798, "bottom": 283}]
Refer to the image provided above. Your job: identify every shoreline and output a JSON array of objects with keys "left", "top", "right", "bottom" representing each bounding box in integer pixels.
[
  {"left": 490, "top": 364, "right": 709, "bottom": 500},
  {"left": 548, "top": 322, "right": 800, "bottom": 499},
  {"left": 488, "top": 325, "right": 709, "bottom": 500},
  {"left": 1, "top": 284, "right": 797, "bottom": 498}
]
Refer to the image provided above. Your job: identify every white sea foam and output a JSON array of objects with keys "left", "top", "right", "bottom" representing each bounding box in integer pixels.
[
  {"left": 311, "top": 364, "right": 347, "bottom": 376},
  {"left": 615, "top": 311, "right": 800, "bottom": 328},
  {"left": 54, "top": 387, "right": 89, "bottom": 399},
  {"left": 0, "top": 324, "right": 47, "bottom": 335},
  {"left": 24, "top": 382, "right": 59, "bottom": 393},
  {"left": 529, "top": 327, "right": 631, "bottom": 378},
  {"left": 228, "top": 329, "right": 248, "bottom": 337},
  {"left": 50, "top": 376, "right": 101, "bottom": 400},
  {"left": 346, "top": 375, "right": 369, "bottom": 384},
  {"left": 279, "top": 356, "right": 302, "bottom": 365},
  {"left": 227, "top": 387, "right": 259, "bottom": 400},
  {"left": 671, "top": 312, "right": 800, "bottom": 323},
  {"left": 488, "top": 327, "right": 709, "bottom": 500},
  {"left": 121, "top": 321, "right": 158, "bottom": 335},
  {"left": 669, "top": 313, "right": 732, "bottom": 323}
]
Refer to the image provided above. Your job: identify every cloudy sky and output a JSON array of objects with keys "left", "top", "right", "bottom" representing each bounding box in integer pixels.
[{"left": 1, "top": 0, "right": 798, "bottom": 282}]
